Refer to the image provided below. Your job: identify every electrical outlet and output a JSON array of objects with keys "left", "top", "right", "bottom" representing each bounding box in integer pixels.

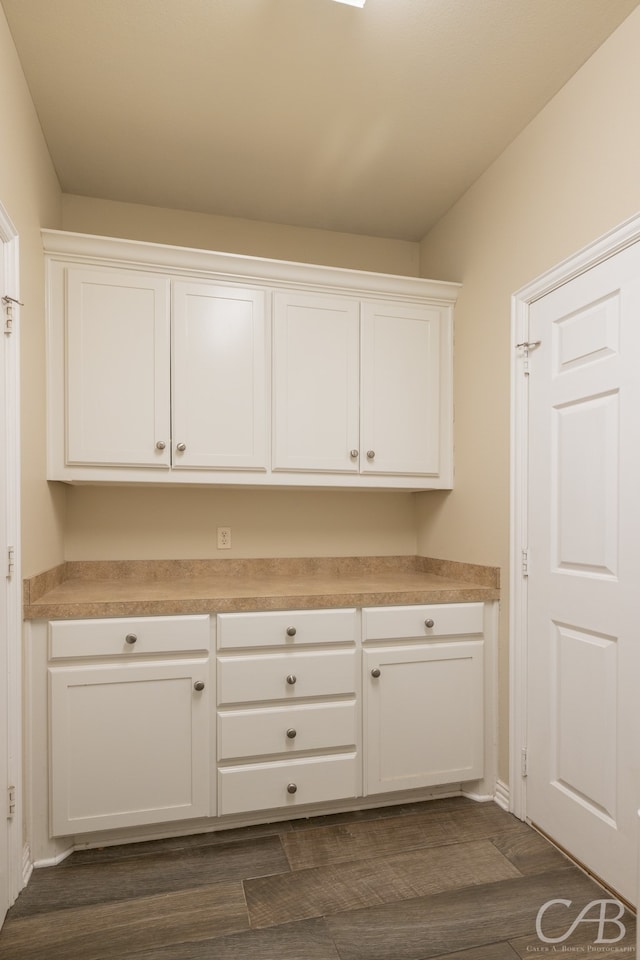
[{"left": 217, "top": 526, "right": 231, "bottom": 550}]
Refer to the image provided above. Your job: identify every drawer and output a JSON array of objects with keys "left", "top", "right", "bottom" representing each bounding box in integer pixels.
[
  {"left": 49, "top": 615, "right": 211, "bottom": 659},
  {"left": 217, "top": 608, "right": 357, "bottom": 650},
  {"left": 217, "top": 649, "right": 356, "bottom": 705},
  {"left": 218, "top": 753, "right": 359, "bottom": 815},
  {"left": 218, "top": 700, "right": 357, "bottom": 760},
  {"left": 362, "top": 603, "right": 483, "bottom": 641}
]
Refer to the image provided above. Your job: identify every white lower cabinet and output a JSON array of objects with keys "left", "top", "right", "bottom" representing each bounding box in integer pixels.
[
  {"left": 47, "top": 615, "right": 211, "bottom": 837},
  {"left": 217, "top": 609, "right": 360, "bottom": 815},
  {"left": 38, "top": 600, "right": 492, "bottom": 850},
  {"left": 363, "top": 604, "right": 485, "bottom": 795}
]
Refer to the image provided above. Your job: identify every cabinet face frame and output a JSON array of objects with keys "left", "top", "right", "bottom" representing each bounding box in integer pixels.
[{"left": 45, "top": 231, "right": 458, "bottom": 489}]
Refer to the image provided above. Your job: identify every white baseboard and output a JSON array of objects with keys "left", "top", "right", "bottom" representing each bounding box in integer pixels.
[{"left": 494, "top": 778, "right": 510, "bottom": 811}]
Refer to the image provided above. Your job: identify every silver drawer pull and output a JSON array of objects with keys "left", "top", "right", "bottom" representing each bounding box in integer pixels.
[
  {"left": 286, "top": 626, "right": 297, "bottom": 637},
  {"left": 286, "top": 728, "right": 297, "bottom": 739},
  {"left": 193, "top": 680, "right": 205, "bottom": 692},
  {"left": 125, "top": 633, "right": 137, "bottom": 645},
  {"left": 176, "top": 442, "right": 186, "bottom": 452},
  {"left": 371, "top": 667, "right": 381, "bottom": 678},
  {"left": 287, "top": 782, "right": 298, "bottom": 794},
  {"left": 425, "top": 619, "right": 435, "bottom": 629},
  {"left": 366, "top": 449, "right": 375, "bottom": 460},
  {"left": 155, "top": 440, "right": 166, "bottom": 450},
  {"left": 286, "top": 674, "right": 297, "bottom": 685}
]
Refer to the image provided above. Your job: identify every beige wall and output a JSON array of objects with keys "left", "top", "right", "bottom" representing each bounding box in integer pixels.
[
  {"left": 61, "top": 194, "right": 420, "bottom": 276},
  {"left": 60, "top": 195, "right": 421, "bottom": 562},
  {"left": 0, "top": 7, "right": 63, "bottom": 578},
  {"left": 417, "top": 5, "right": 640, "bottom": 782}
]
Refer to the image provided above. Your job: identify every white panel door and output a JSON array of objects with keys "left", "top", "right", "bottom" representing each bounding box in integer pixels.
[
  {"left": 49, "top": 659, "right": 210, "bottom": 835},
  {"left": 66, "top": 267, "right": 171, "bottom": 467},
  {"left": 360, "top": 301, "right": 441, "bottom": 476},
  {"left": 527, "top": 242, "right": 640, "bottom": 902},
  {"left": 172, "top": 282, "right": 268, "bottom": 469},
  {"left": 272, "top": 291, "right": 360, "bottom": 472}
]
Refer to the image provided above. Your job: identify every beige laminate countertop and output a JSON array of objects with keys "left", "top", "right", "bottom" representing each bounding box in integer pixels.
[{"left": 23, "top": 556, "right": 500, "bottom": 621}]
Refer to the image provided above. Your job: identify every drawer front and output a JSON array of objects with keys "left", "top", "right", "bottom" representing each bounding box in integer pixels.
[
  {"left": 218, "top": 649, "right": 356, "bottom": 705},
  {"left": 217, "top": 608, "right": 357, "bottom": 650},
  {"left": 362, "top": 603, "right": 483, "bottom": 641},
  {"left": 49, "top": 615, "right": 211, "bottom": 659},
  {"left": 218, "top": 700, "right": 357, "bottom": 760},
  {"left": 218, "top": 753, "right": 359, "bottom": 815}
]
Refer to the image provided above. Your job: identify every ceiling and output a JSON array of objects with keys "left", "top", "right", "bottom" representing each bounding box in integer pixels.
[{"left": 3, "top": 0, "right": 639, "bottom": 241}]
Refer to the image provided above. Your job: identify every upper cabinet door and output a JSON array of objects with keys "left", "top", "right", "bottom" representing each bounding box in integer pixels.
[
  {"left": 360, "top": 301, "right": 448, "bottom": 478},
  {"left": 65, "top": 267, "right": 171, "bottom": 467},
  {"left": 171, "top": 282, "right": 268, "bottom": 470},
  {"left": 272, "top": 291, "right": 360, "bottom": 472}
]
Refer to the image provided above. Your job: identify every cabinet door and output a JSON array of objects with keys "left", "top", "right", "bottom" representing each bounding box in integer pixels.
[
  {"left": 272, "top": 291, "right": 359, "bottom": 472},
  {"left": 364, "top": 641, "right": 483, "bottom": 795},
  {"left": 172, "top": 281, "right": 268, "bottom": 469},
  {"left": 66, "top": 267, "right": 171, "bottom": 467},
  {"left": 360, "top": 301, "right": 444, "bottom": 477},
  {"left": 49, "top": 659, "right": 210, "bottom": 835}
]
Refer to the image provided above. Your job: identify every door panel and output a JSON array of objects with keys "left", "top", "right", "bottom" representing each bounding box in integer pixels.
[{"left": 527, "top": 242, "right": 640, "bottom": 902}]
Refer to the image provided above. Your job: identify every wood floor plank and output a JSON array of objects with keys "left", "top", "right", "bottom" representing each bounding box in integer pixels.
[
  {"left": 9, "top": 835, "right": 289, "bottom": 918},
  {"left": 426, "top": 944, "right": 520, "bottom": 960},
  {"left": 489, "top": 823, "right": 573, "bottom": 876},
  {"left": 325, "top": 868, "right": 606, "bottom": 960},
  {"left": 245, "top": 839, "right": 521, "bottom": 928},
  {"left": 281, "top": 802, "right": 522, "bottom": 871},
  {"left": 0, "top": 882, "right": 249, "bottom": 960},
  {"left": 288, "top": 796, "right": 474, "bottom": 832},
  {"left": 65, "top": 818, "right": 294, "bottom": 866},
  {"left": 124, "top": 916, "right": 341, "bottom": 960}
]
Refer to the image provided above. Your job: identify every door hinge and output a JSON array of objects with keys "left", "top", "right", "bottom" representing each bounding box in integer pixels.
[
  {"left": 2, "top": 295, "right": 23, "bottom": 334},
  {"left": 516, "top": 339, "right": 541, "bottom": 376},
  {"left": 521, "top": 748, "right": 528, "bottom": 779},
  {"left": 6, "top": 545, "right": 15, "bottom": 579},
  {"left": 7, "top": 785, "right": 16, "bottom": 819},
  {"left": 521, "top": 548, "right": 529, "bottom": 577}
]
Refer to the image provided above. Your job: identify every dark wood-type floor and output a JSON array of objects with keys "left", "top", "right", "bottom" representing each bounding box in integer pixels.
[{"left": 0, "top": 797, "right": 636, "bottom": 959}]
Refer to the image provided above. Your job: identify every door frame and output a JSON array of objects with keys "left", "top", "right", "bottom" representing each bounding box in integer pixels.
[
  {"left": 509, "top": 211, "right": 640, "bottom": 822},
  {"left": 0, "top": 202, "right": 23, "bottom": 921}
]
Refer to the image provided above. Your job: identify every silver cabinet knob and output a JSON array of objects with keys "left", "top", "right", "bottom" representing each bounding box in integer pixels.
[
  {"left": 286, "top": 626, "right": 297, "bottom": 637},
  {"left": 366, "top": 450, "right": 375, "bottom": 460},
  {"left": 155, "top": 440, "right": 166, "bottom": 451},
  {"left": 286, "top": 674, "right": 297, "bottom": 685},
  {"left": 125, "top": 633, "right": 137, "bottom": 644},
  {"left": 194, "top": 680, "right": 205, "bottom": 691},
  {"left": 350, "top": 449, "right": 359, "bottom": 459},
  {"left": 371, "top": 667, "right": 381, "bottom": 678},
  {"left": 425, "top": 619, "right": 435, "bottom": 628},
  {"left": 286, "top": 728, "right": 297, "bottom": 739},
  {"left": 287, "top": 782, "right": 297, "bottom": 794},
  {"left": 176, "top": 442, "right": 187, "bottom": 452}
]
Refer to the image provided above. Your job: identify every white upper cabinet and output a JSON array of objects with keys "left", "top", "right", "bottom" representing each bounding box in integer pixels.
[
  {"left": 64, "top": 266, "right": 171, "bottom": 468},
  {"left": 272, "top": 291, "right": 360, "bottom": 473},
  {"left": 172, "top": 281, "right": 268, "bottom": 470},
  {"left": 45, "top": 231, "right": 458, "bottom": 489},
  {"left": 360, "top": 301, "right": 444, "bottom": 477}
]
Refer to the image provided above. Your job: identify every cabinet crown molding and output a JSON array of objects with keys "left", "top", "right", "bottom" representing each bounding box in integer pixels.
[{"left": 42, "top": 230, "right": 461, "bottom": 304}]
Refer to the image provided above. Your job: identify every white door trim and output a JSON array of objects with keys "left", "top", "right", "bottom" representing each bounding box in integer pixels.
[
  {"left": 509, "top": 210, "right": 640, "bottom": 822},
  {"left": 0, "top": 202, "right": 23, "bottom": 918}
]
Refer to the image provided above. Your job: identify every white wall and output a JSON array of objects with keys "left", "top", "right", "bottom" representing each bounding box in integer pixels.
[{"left": 417, "top": 5, "right": 640, "bottom": 781}]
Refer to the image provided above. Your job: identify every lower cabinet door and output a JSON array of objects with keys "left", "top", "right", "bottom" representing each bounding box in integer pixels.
[
  {"left": 49, "top": 659, "right": 210, "bottom": 836},
  {"left": 364, "top": 641, "right": 484, "bottom": 795},
  {"left": 218, "top": 753, "right": 359, "bottom": 816}
]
